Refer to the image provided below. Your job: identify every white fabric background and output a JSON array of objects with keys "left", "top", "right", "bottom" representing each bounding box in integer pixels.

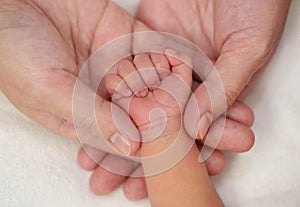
[{"left": 1, "top": 0, "right": 299, "bottom": 206}]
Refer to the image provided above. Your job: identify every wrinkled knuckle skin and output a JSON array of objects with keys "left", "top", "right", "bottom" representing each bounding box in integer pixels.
[{"left": 224, "top": 87, "right": 239, "bottom": 109}]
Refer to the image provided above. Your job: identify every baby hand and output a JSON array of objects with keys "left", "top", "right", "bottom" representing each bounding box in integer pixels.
[{"left": 105, "top": 50, "right": 193, "bottom": 155}]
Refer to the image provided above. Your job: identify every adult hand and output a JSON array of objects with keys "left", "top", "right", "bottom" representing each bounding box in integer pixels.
[
  {"left": 137, "top": 0, "right": 290, "bottom": 146},
  {"left": 0, "top": 0, "right": 145, "bottom": 199},
  {"left": 0, "top": 0, "right": 144, "bottom": 152}
]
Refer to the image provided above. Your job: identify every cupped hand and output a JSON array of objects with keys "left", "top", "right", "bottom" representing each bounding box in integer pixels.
[
  {"left": 0, "top": 0, "right": 144, "bottom": 153},
  {"left": 137, "top": 0, "right": 290, "bottom": 141},
  {"left": 0, "top": 0, "right": 144, "bottom": 200}
]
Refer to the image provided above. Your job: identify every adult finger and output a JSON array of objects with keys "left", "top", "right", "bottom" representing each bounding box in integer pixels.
[
  {"left": 89, "top": 154, "right": 138, "bottom": 195},
  {"left": 77, "top": 145, "right": 107, "bottom": 170},
  {"left": 203, "top": 117, "right": 255, "bottom": 152},
  {"left": 123, "top": 166, "right": 148, "bottom": 201},
  {"left": 226, "top": 100, "right": 254, "bottom": 127},
  {"left": 204, "top": 149, "right": 226, "bottom": 176}
]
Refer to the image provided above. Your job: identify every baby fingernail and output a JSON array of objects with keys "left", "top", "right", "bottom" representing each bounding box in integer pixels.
[
  {"left": 136, "top": 88, "right": 148, "bottom": 97},
  {"left": 197, "top": 112, "right": 214, "bottom": 140},
  {"left": 110, "top": 133, "right": 131, "bottom": 155}
]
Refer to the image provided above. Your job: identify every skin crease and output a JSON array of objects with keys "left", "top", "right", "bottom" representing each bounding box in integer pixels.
[{"left": 1, "top": 0, "right": 255, "bottom": 201}]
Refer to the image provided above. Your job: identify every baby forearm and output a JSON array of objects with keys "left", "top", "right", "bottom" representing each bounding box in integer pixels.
[{"left": 142, "top": 140, "right": 224, "bottom": 207}]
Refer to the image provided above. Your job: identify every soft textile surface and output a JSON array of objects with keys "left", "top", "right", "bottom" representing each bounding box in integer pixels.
[{"left": 1, "top": 1, "right": 299, "bottom": 206}]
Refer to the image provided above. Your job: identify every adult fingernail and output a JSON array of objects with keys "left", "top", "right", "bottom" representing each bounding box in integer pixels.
[
  {"left": 198, "top": 112, "right": 213, "bottom": 140},
  {"left": 110, "top": 133, "right": 131, "bottom": 155}
]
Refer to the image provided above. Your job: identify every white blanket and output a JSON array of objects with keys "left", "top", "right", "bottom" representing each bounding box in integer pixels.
[{"left": 1, "top": 1, "right": 299, "bottom": 206}]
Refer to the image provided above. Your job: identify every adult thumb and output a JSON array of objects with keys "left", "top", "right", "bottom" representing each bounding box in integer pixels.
[
  {"left": 184, "top": 50, "right": 261, "bottom": 140},
  {"left": 72, "top": 79, "right": 141, "bottom": 156}
]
